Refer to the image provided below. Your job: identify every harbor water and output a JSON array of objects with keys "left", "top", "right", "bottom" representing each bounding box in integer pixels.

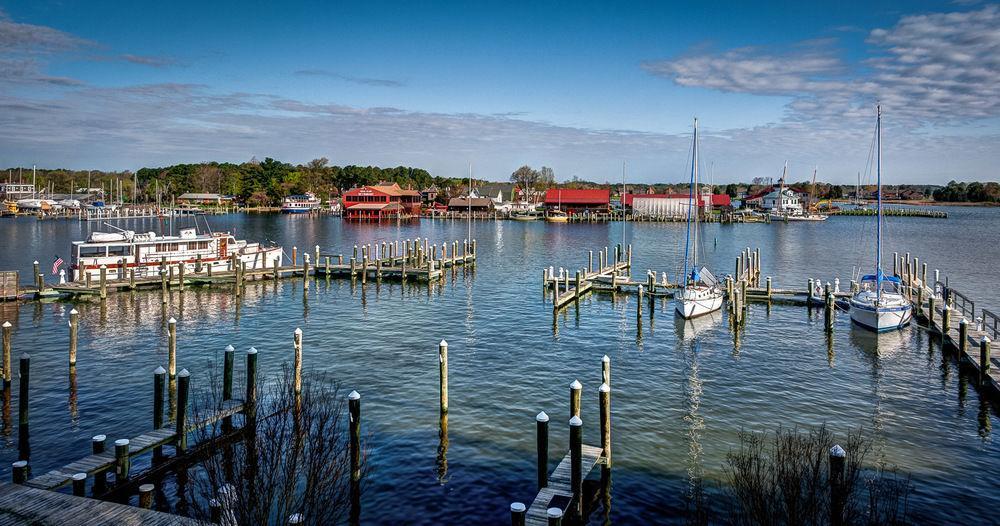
[{"left": 0, "top": 207, "right": 998, "bottom": 524}]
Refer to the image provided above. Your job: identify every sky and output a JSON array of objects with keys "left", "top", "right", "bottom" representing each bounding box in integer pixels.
[{"left": 0, "top": 0, "right": 997, "bottom": 184}]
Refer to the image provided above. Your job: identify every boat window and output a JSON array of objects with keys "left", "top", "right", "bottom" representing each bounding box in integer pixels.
[
  {"left": 107, "top": 245, "right": 129, "bottom": 257},
  {"left": 79, "top": 246, "right": 105, "bottom": 257}
]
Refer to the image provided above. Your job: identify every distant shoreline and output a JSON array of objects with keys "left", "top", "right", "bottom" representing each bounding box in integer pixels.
[{"left": 832, "top": 199, "right": 999, "bottom": 207}]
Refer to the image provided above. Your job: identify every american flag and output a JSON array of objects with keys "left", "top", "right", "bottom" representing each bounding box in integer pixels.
[{"left": 52, "top": 255, "right": 64, "bottom": 275}]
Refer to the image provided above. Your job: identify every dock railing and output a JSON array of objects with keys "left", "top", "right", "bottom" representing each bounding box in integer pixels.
[{"left": 982, "top": 309, "right": 999, "bottom": 341}]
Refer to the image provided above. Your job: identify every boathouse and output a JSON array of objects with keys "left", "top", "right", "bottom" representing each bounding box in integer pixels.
[
  {"left": 447, "top": 197, "right": 495, "bottom": 213},
  {"left": 544, "top": 188, "right": 610, "bottom": 214},
  {"left": 342, "top": 183, "right": 422, "bottom": 219},
  {"left": 177, "top": 193, "right": 233, "bottom": 206}
]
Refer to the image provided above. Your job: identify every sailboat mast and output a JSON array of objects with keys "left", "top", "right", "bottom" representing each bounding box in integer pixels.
[
  {"left": 876, "top": 104, "right": 883, "bottom": 300},
  {"left": 693, "top": 124, "right": 699, "bottom": 265},
  {"left": 622, "top": 160, "right": 626, "bottom": 244},
  {"left": 683, "top": 118, "right": 697, "bottom": 284}
]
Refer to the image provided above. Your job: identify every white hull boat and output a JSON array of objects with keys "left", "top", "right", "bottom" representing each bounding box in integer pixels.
[
  {"left": 674, "top": 285, "right": 724, "bottom": 319},
  {"left": 849, "top": 290, "right": 912, "bottom": 332}
]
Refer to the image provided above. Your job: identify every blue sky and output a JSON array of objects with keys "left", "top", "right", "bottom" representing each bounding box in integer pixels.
[{"left": 1, "top": 1, "right": 997, "bottom": 183}]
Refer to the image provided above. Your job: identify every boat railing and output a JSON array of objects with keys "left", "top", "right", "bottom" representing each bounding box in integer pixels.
[{"left": 982, "top": 309, "right": 1000, "bottom": 341}]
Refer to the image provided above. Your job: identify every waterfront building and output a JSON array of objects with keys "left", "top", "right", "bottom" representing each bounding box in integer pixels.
[
  {"left": 543, "top": 188, "right": 610, "bottom": 214},
  {"left": 177, "top": 193, "right": 234, "bottom": 206},
  {"left": 342, "top": 183, "right": 421, "bottom": 220},
  {"left": 0, "top": 183, "right": 36, "bottom": 201},
  {"left": 447, "top": 197, "right": 495, "bottom": 213}
]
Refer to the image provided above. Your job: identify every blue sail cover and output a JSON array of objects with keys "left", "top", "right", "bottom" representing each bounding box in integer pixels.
[
  {"left": 690, "top": 268, "right": 700, "bottom": 282},
  {"left": 860, "top": 271, "right": 900, "bottom": 283}
]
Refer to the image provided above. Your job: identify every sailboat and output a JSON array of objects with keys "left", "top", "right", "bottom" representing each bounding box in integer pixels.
[
  {"left": 849, "top": 104, "right": 912, "bottom": 332},
  {"left": 675, "top": 118, "right": 724, "bottom": 319},
  {"left": 546, "top": 187, "right": 569, "bottom": 222}
]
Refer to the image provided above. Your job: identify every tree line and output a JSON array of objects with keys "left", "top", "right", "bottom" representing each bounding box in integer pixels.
[{"left": 931, "top": 180, "right": 1000, "bottom": 203}]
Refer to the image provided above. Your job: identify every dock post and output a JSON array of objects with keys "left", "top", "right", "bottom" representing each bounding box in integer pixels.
[
  {"left": 735, "top": 257, "right": 742, "bottom": 280},
  {"left": 510, "top": 502, "right": 527, "bottom": 526},
  {"left": 627, "top": 244, "right": 632, "bottom": 268},
  {"left": 1, "top": 321, "right": 10, "bottom": 388},
  {"left": 892, "top": 252, "right": 897, "bottom": 276},
  {"left": 72, "top": 473, "right": 86, "bottom": 496},
  {"left": 928, "top": 296, "right": 936, "bottom": 328},
  {"left": 808, "top": 278, "right": 814, "bottom": 302},
  {"left": 353, "top": 245, "right": 358, "bottom": 260},
  {"left": 208, "top": 260, "right": 214, "bottom": 277},
  {"left": 350, "top": 257, "right": 356, "bottom": 278},
  {"left": 114, "top": 439, "right": 130, "bottom": 484},
  {"left": 292, "top": 246, "right": 297, "bottom": 267},
  {"left": 153, "top": 366, "right": 165, "bottom": 428},
  {"left": 349, "top": 390, "right": 361, "bottom": 483},
  {"left": 160, "top": 269, "right": 167, "bottom": 299},
  {"left": 830, "top": 444, "right": 846, "bottom": 526},
  {"left": 942, "top": 305, "right": 952, "bottom": 340},
  {"left": 129, "top": 268, "right": 135, "bottom": 289},
  {"left": 741, "top": 279, "right": 747, "bottom": 309},
  {"left": 536, "top": 411, "right": 549, "bottom": 490},
  {"left": 981, "top": 337, "right": 991, "bottom": 383},
  {"left": 438, "top": 340, "right": 448, "bottom": 414},
  {"left": 755, "top": 248, "right": 761, "bottom": 283},
  {"left": 922, "top": 263, "right": 927, "bottom": 290},
  {"left": 68, "top": 309, "right": 79, "bottom": 366},
  {"left": 637, "top": 285, "right": 644, "bottom": 317},
  {"left": 959, "top": 318, "right": 968, "bottom": 356},
  {"left": 315, "top": 245, "right": 320, "bottom": 266},
  {"left": 570, "top": 379, "right": 582, "bottom": 418},
  {"left": 17, "top": 353, "right": 29, "bottom": 453},
  {"left": 99, "top": 265, "right": 107, "bottom": 299},
  {"left": 361, "top": 256, "right": 367, "bottom": 284},
  {"left": 547, "top": 508, "right": 563, "bottom": 526},
  {"left": 303, "top": 255, "right": 310, "bottom": 291},
  {"left": 223, "top": 345, "right": 234, "bottom": 401},
  {"left": 766, "top": 277, "right": 772, "bottom": 299},
  {"left": 600, "top": 382, "right": 611, "bottom": 468},
  {"left": 178, "top": 263, "right": 185, "bottom": 291},
  {"left": 293, "top": 328, "right": 303, "bottom": 395},
  {"left": 11, "top": 460, "right": 27, "bottom": 484},
  {"left": 325, "top": 256, "right": 331, "bottom": 277},
  {"left": 33, "top": 261, "right": 42, "bottom": 292},
  {"left": 589, "top": 250, "right": 594, "bottom": 273},
  {"left": 85, "top": 272, "right": 91, "bottom": 289},
  {"left": 139, "top": 483, "right": 155, "bottom": 509},
  {"left": 569, "top": 415, "right": 583, "bottom": 520},
  {"left": 246, "top": 348, "right": 258, "bottom": 419},
  {"left": 825, "top": 291, "right": 834, "bottom": 331},
  {"left": 574, "top": 271, "right": 581, "bottom": 301},
  {"left": 168, "top": 265, "right": 174, "bottom": 288},
  {"left": 175, "top": 369, "right": 190, "bottom": 451},
  {"left": 564, "top": 272, "right": 569, "bottom": 296},
  {"left": 168, "top": 317, "right": 177, "bottom": 378},
  {"left": 602, "top": 355, "right": 611, "bottom": 386},
  {"left": 92, "top": 435, "right": 107, "bottom": 491}
]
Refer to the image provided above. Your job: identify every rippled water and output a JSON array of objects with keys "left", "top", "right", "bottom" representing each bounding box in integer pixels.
[{"left": 0, "top": 207, "right": 998, "bottom": 524}]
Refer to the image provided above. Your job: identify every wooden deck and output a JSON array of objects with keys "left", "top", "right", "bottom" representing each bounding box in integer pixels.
[
  {"left": 525, "top": 445, "right": 605, "bottom": 525},
  {"left": 25, "top": 399, "right": 243, "bottom": 491},
  {"left": 0, "top": 483, "right": 200, "bottom": 525}
]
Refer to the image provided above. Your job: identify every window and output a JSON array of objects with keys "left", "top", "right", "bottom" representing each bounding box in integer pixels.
[
  {"left": 79, "top": 246, "right": 105, "bottom": 258},
  {"left": 107, "top": 245, "right": 129, "bottom": 257}
]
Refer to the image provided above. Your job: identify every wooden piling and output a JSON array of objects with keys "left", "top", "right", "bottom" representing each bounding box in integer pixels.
[
  {"left": 2, "top": 321, "right": 12, "bottom": 388},
  {"left": 569, "top": 415, "right": 583, "bottom": 519},
  {"left": 315, "top": 245, "right": 321, "bottom": 266},
  {"left": 178, "top": 262, "right": 185, "bottom": 291},
  {"left": 153, "top": 366, "right": 165, "bottom": 430},
  {"left": 293, "top": 328, "right": 303, "bottom": 395},
  {"left": 349, "top": 390, "right": 361, "bottom": 483},
  {"left": 71, "top": 472, "right": 86, "bottom": 496},
  {"left": 928, "top": 296, "right": 936, "bottom": 328},
  {"left": 68, "top": 308, "right": 79, "bottom": 366},
  {"left": 292, "top": 246, "right": 297, "bottom": 266},
  {"left": 599, "top": 382, "right": 611, "bottom": 468},
  {"left": 303, "top": 257, "right": 310, "bottom": 291},
  {"left": 168, "top": 317, "right": 177, "bottom": 378},
  {"left": 139, "top": 483, "right": 155, "bottom": 509},
  {"left": 129, "top": 268, "right": 135, "bottom": 289},
  {"left": 547, "top": 507, "right": 563, "bottom": 526},
  {"left": 942, "top": 305, "right": 952, "bottom": 340},
  {"left": 569, "top": 380, "right": 582, "bottom": 418},
  {"left": 602, "top": 355, "right": 610, "bottom": 387},
  {"left": 92, "top": 435, "right": 107, "bottom": 491},
  {"left": 33, "top": 261, "right": 42, "bottom": 292},
  {"left": 18, "top": 353, "right": 29, "bottom": 455},
  {"left": 11, "top": 460, "right": 27, "bottom": 484},
  {"left": 536, "top": 411, "right": 549, "bottom": 490},
  {"left": 175, "top": 369, "right": 190, "bottom": 452},
  {"left": 825, "top": 291, "right": 834, "bottom": 331},
  {"left": 981, "top": 337, "right": 991, "bottom": 380},
  {"left": 959, "top": 318, "right": 968, "bottom": 356},
  {"left": 766, "top": 277, "right": 772, "bottom": 299},
  {"left": 588, "top": 250, "right": 594, "bottom": 273},
  {"left": 510, "top": 502, "right": 527, "bottom": 526},
  {"left": 114, "top": 439, "right": 130, "bottom": 483},
  {"left": 223, "top": 345, "right": 234, "bottom": 401},
  {"left": 246, "top": 347, "right": 258, "bottom": 419},
  {"left": 574, "top": 271, "right": 581, "bottom": 302},
  {"left": 439, "top": 340, "right": 448, "bottom": 414},
  {"left": 99, "top": 266, "right": 107, "bottom": 299},
  {"left": 830, "top": 444, "right": 846, "bottom": 526}
]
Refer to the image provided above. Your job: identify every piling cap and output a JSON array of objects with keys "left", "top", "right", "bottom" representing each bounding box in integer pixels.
[
  {"left": 225, "top": 344, "right": 234, "bottom": 353},
  {"left": 510, "top": 502, "right": 526, "bottom": 513},
  {"left": 92, "top": 434, "right": 106, "bottom": 442},
  {"left": 289, "top": 513, "right": 304, "bottom": 523},
  {"left": 602, "top": 355, "right": 610, "bottom": 363},
  {"left": 570, "top": 379, "right": 582, "bottom": 390},
  {"left": 72, "top": 473, "right": 87, "bottom": 481},
  {"left": 178, "top": 368, "right": 190, "bottom": 377},
  {"left": 830, "top": 444, "right": 846, "bottom": 458},
  {"left": 139, "top": 483, "right": 155, "bottom": 492},
  {"left": 569, "top": 415, "right": 583, "bottom": 426},
  {"left": 168, "top": 317, "right": 176, "bottom": 324},
  {"left": 536, "top": 411, "right": 549, "bottom": 422},
  {"left": 69, "top": 308, "right": 78, "bottom": 315},
  {"left": 294, "top": 327, "right": 303, "bottom": 336},
  {"left": 983, "top": 336, "right": 992, "bottom": 344},
  {"left": 20, "top": 352, "right": 29, "bottom": 360},
  {"left": 248, "top": 347, "right": 258, "bottom": 354},
  {"left": 115, "top": 439, "right": 130, "bottom": 447},
  {"left": 11, "top": 460, "right": 27, "bottom": 468},
  {"left": 547, "top": 507, "right": 563, "bottom": 518},
  {"left": 600, "top": 382, "right": 610, "bottom": 393},
  {"left": 153, "top": 366, "right": 166, "bottom": 375},
  {"left": 348, "top": 390, "right": 361, "bottom": 400},
  {"left": 944, "top": 304, "right": 951, "bottom": 310},
  {"left": 33, "top": 260, "right": 38, "bottom": 265},
  {"left": 439, "top": 339, "right": 448, "bottom": 347},
  {"left": 960, "top": 318, "right": 967, "bottom": 325},
  {"left": 2, "top": 321, "right": 10, "bottom": 328}
]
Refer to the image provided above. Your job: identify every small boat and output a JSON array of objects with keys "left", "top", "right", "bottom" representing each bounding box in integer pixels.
[
  {"left": 512, "top": 211, "right": 540, "bottom": 221},
  {"left": 69, "top": 226, "right": 283, "bottom": 282},
  {"left": 281, "top": 192, "right": 322, "bottom": 213},
  {"left": 58, "top": 199, "right": 81, "bottom": 210},
  {"left": 770, "top": 212, "right": 828, "bottom": 221},
  {"left": 675, "top": 118, "right": 724, "bottom": 319},
  {"left": 849, "top": 104, "right": 912, "bottom": 333},
  {"left": 545, "top": 210, "right": 569, "bottom": 223}
]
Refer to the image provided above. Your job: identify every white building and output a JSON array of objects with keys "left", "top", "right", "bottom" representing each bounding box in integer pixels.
[{"left": 761, "top": 188, "right": 802, "bottom": 214}]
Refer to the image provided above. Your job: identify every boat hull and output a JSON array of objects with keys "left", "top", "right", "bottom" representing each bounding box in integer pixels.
[
  {"left": 849, "top": 301, "right": 912, "bottom": 332},
  {"left": 674, "top": 287, "right": 724, "bottom": 319},
  {"left": 72, "top": 247, "right": 283, "bottom": 282}
]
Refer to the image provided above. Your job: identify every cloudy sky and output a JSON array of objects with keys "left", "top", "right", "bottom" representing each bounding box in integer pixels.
[{"left": 0, "top": 1, "right": 997, "bottom": 184}]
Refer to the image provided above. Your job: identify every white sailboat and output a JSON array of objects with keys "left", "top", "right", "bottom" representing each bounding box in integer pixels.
[
  {"left": 675, "top": 118, "right": 724, "bottom": 319},
  {"left": 849, "top": 104, "right": 912, "bottom": 332}
]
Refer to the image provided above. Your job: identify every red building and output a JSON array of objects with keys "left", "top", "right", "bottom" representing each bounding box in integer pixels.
[
  {"left": 342, "top": 183, "right": 422, "bottom": 220},
  {"left": 544, "top": 188, "right": 611, "bottom": 214}
]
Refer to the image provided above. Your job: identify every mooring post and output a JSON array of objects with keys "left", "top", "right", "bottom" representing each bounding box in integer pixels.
[
  {"left": 292, "top": 246, "right": 297, "bottom": 267},
  {"left": 246, "top": 347, "right": 258, "bottom": 419},
  {"left": 129, "top": 268, "right": 135, "bottom": 289},
  {"left": 33, "top": 261, "right": 42, "bottom": 292},
  {"left": 361, "top": 255, "right": 367, "bottom": 284},
  {"left": 735, "top": 256, "right": 742, "bottom": 280},
  {"left": 922, "top": 263, "right": 927, "bottom": 290},
  {"left": 92, "top": 435, "right": 107, "bottom": 491},
  {"left": 981, "top": 337, "right": 992, "bottom": 382},
  {"left": 178, "top": 262, "right": 185, "bottom": 291},
  {"left": 766, "top": 277, "right": 772, "bottom": 299},
  {"left": 293, "top": 328, "right": 303, "bottom": 396},
  {"left": 959, "top": 318, "right": 969, "bottom": 356},
  {"left": 11, "top": 460, "right": 27, "bottom": 484},
  {"left": 99, "top": 265, "right": 107, "bottom": 299},
  {"left": 68, "top": 308, "right": 79, "bottom": 366},
  {"left": 196, "top": 254, "right": 202, "bottom": 273},
  {"left": 574, "top": 271, "right": 581, "bottom": 300},
  {"left": 18, "top": 353, "right": 29, "bottom": 456},
  {"left": 160, "top": 269, "right": 167, "bottom": 300},
  {"left": 315, "top": 244, "right": 321, "bottom": 266},
  {"left": 830, "top": 444, "right": 846, "bottom": 526},
  {"left": 942, "top": 305, "right": 952, "bottom": 338},
  {"left": 536, "top": 411, "right": 549, "bottom": 490},
  {"left": 168, "top": 317, "right": 177, "bottom": 378},
  {"left": 510, "top": 502, "right": 527, "bottom": 526},
  {"left": 223, "top": 345, "right": 234, "bottom": 401},
  {"left": 175, "top": 369, "right": 190, "bottom": 452},
  {"left": 353, "top": 245, "right": 358, "bottom": 260},
  {"left": 588, "top": 250, "right": 594, "bottom": 273},
  {"left": 570, "top": 379, "right": 582, "bottom": 418},
  {"left": 637, "top": 284, "right": 644, "bottom": 317},
  {"left": 825, "top": 291, "right": 834, "bottom": 331},
  {"left": 303, "top": 255, "right": 310, "bottom": 291},
  {"left": 928, "top": 296, "right": 936, "bottom": 329},
  {"left": 892, "top": 252, "right": 898, "bottom": 277},
  {"left": 349, "top": 390, "right": 361, "bottom": 483},
  {"left": 438, "top": 340, "right": 448, "bottom": 414},
  {"left": 72, "top": 472, "right": 86, "bottom": 496},
  {"left": 602, "top": 355, "right": 611, "bottom": 386},
  {"left": 325, "top": 256, "right": 331, "bottom": 277},
  {"left": 139, "top": 483, "right": 155, "bottom": 509},
  {"left": 600, "top": 382, "right": 611, "bottom": 468},
  {"left": 114, "top": 439, "right": 130, "bottom": 484},
  {"left": 570, "top": 415, "right": 583, "bottom": 519},
  {"left": 808, "top": 278, "right": 815, "bottom": 301},
  {"left": 153, "top": 366, "right": 165, "bottom": 429},
  {"left": 547, "top": 507, "right": 563, "bottom": 526}
]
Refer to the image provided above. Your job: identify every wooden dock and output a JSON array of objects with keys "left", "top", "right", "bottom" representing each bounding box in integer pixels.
[
  {"left": 524, "top": 445, "right": 605, "bottom": 525},
  {"left": 0, "top": 483, "right": 200, "bottom": 525}
]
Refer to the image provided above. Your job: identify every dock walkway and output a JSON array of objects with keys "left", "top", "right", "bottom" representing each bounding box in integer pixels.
[
  {"left": 525, "top": 445, "right": 605, "bottom": 525},
  {"left": 0, "top": 483, "right": 200, "bottom": 525}
]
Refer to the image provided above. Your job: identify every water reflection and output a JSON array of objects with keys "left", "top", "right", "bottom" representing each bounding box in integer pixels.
[
  {"left": 673, "top": 310, "right": 722, "bottom": 341},
  {"left": 436, "top": 412, "right": 449, "bottom": 484}
]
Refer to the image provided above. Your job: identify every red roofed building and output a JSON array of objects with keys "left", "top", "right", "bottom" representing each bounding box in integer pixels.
[
  {"left": 342, "top": 183, "right": 422, "bottom": 220},
  {"left": 623, "top": 193, "right": 731, "bottom": 209},
  {"left": 544, "top": 188, "right": 611, "bottom": 214}
]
